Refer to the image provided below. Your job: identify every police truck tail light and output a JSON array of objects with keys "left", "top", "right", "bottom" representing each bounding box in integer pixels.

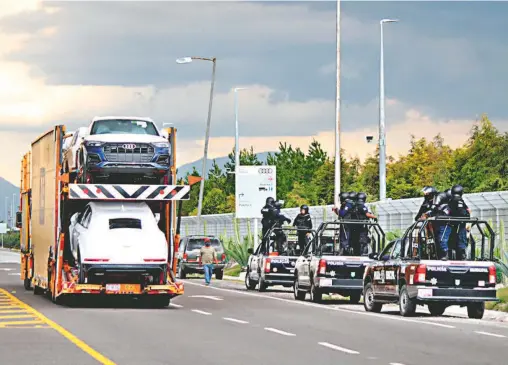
[
  {"left": 489, "top": 265, "right": 496, "bottom": 284},
  {"left": 318, "top": 259, "right": 327, "bottom": 275},
  {"left": 415, "top": 264, "right": 426, "bottom": 283},
  {"left": 183, "top": 253, "right": 187, "bottom": 261},
  {"left": 264, "top": 258, "right": 271, "bottom": 273},
  {"left": 221, "top": 253, "right": 226, "bottom": 262}
]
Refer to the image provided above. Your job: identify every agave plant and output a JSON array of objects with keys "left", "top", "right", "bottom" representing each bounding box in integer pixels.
[{"left": 222, "top": 219, "right": 254, "bottom": 268}]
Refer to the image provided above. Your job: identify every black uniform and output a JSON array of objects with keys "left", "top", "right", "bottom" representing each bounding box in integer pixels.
[
  {"left": 448, "top": 184, "right": 469, "bottom": 260},
  {"left": 261, "top": 197, "right": 277, "bottom": 245},
  {"left": 293, "top": 205, "right": 312, "bottom": 250},
  {"left": 426, "top": 191, "right": 452, "bottom": 259}
]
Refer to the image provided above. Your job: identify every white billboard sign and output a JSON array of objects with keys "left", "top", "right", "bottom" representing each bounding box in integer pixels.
[
  {"left": 0, "top": 223, "right": 6, "bottom": 234},
  {"left": 235, "top": 166, "right": 276, "bottom": 219}
]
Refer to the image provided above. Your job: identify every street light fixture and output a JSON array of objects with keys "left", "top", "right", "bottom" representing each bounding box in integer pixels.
[
  {"left": 176, "top": 56, "right": 217, "bottom": 232},
  {"left": 379, "top": 18, "right": 398, "bottom": 202}
]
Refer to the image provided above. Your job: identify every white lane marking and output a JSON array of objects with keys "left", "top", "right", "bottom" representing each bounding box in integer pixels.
[
  {"left": 8, "top": 273, "right": 21, "bottom": 276},
  {"left": 189, "top": 295, "right": 223, "bottom": 301},
  {"left": 183, "top": 281, "right": 456, "bottom": 329},
  {"left": 474, "top": 331, "right": 506, "bottom": 338},
  {"left": 264, "top": 327, "right": 296, "bottom": 336},
  {"left": 0, "top": 268, "right": 14, "bottom": 271},
  {"left": 223, "top": 317, "right": 249, "bottom": 324},
  {"left": 169, "top": 303, "right": 183, "bottom": 308},
  {"left": 191, "top": 309, "right": 212, "bottom": 316},
  {"left": 390, "top": 363, "right": 407, "bottom": 365},
  {"left": 318, "top": 342, "right": 359, "bottom": 354}
]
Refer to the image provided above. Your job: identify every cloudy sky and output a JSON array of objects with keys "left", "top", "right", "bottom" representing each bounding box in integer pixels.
[{"left": 1, "top": 0, "right": 507, "bottom": 185}]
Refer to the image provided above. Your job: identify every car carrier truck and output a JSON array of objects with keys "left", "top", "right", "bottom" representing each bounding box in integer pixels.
[{"left": 16, "top": 124, "right": 191, "bottom": 307}]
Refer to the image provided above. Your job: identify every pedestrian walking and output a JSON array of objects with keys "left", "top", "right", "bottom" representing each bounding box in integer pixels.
[{"left": 199, "top": 238, "right": 218, "bottom": 285}]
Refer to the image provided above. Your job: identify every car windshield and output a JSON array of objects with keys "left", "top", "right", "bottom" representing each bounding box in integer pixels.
[
  {"left": 91, "top": 119, "right": 159, "bottom": 136},
  {"left": 187, "top": 238, "right": 222, "bottom": 251},
  {"left": 109, "top": 218, "right": 142, "bottom": 230}
]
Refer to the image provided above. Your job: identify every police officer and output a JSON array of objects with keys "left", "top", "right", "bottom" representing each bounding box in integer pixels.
[
  {"left": 415, "top": 186, "right": 438, "bottom": 221},
  {"left": 261, "top": 197, "right": 276, "bottom": 246},
  {"left": 449, "top": 184, "right": 471, "bottom": 260},
  {"left": 355, "top": 192, "right": 376, "bottom": 255},
  {"left": 293, "top": 205, "right": 312, "bottom": 251},
  {"left": 333, "top": 192, "right": 355, "bottom": 254},
  {"left": 271, "top": 200, "right": 291, "bottom": 254},
  {"left": 426, "top": 191, "right": 453, "bottom": 260}
]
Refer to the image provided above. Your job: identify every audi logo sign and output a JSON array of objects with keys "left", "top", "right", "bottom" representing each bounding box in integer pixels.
[
  {"left": 122, "top": 144, "right": 137, "bottom": 149},
  {"left": 258, "top": 168, "right": 273, "bottom": 174}
]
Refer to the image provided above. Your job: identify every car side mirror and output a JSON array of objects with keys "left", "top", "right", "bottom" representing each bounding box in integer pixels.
[
  {"left": 161, "top": 130, "right": 169, "bottom": 139},
  {"left": 154, "top": 213, "right": 160, "bottom": 224},
  {"left": 368, "top": 252, "right": 378, "bottom": 260},
  {"left": 247, "top": 248, "right": 254, "bottom": 255},
  {"left": 16, "top": 212, "right": 22, "bottom": 228}
]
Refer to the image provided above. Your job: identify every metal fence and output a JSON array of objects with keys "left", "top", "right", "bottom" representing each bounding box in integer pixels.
[{"left": 181, "top": 191, "right": 508, "bottom": 252}]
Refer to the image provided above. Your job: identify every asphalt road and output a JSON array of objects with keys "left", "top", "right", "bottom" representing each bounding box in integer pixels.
[{"left": 0, "top": 250, "right": 507, "bottom": 365}]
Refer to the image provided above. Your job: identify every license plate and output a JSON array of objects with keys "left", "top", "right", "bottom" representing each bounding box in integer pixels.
[
  {"left": 320, "top": 278, "right": 332, "bottom": 287},
  {"left": 106, "top": 284, "right": 120, "bottom": 292},
  {"left": 418, "top": 288, "right": 433, "bottom": 298}
]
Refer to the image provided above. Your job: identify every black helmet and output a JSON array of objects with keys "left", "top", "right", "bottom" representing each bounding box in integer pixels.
[
  {"left": 357, "top": 192, "right": 367, "bottom": 202},
  {"left": 422, "top": 186, "right": 438, "bottom": 201},
  {"left": 348, "top": 191, "right": 358, "bottom": 201},
  {"left": 274, "top": 201, "right": 283, "bottom": 209},
  {"left": 266, "top": 197, "right": 275, "bottom": 205},
  {"left": 435, "top": 191, "right": 449, "bottom": 205},
  {"left": 451, "top": 184, "right": 464, "bottom": 196},
  {"left": 339, "top": 192, "right": 349, "bottom": 203},
  {"left": 445, "top": 188, "right": 452, "bottom": 200},
  {"left": 300, "top": 205, "right": 309, "bottom": 213}
]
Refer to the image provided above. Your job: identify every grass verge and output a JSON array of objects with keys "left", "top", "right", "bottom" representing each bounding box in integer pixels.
[
  {"left": 224, "top": 265, "right": 242, "bottom": 277},
  {"left": 486, "top": 287, "right": 508, "bottom": 312}
]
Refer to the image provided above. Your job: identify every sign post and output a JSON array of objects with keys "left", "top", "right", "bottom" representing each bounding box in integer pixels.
[{"left": 235, "top": 166, "right": 276, "bottom": 250}]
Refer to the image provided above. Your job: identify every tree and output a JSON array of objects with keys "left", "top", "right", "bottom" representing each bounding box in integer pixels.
[
  {"left": 202, "top": 188, "right": 228, "bottom": 215},
  {"left": 452, "top": 115, "right": 508, "bottom": 192}
]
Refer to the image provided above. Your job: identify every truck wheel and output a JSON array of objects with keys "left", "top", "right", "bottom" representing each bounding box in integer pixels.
[
  {"left": 33, "top": 285, "right": 45, "bottom": 295},
  {"left": 24, "top": 278, "right": 31, "bottom": 290},
  {"left": 245, "top": 270, "right": 256, "bottom": 290},
  {"left": 349, "top": 292, "right": 361, "bottom": 304},
  {"left": 310, "top": 282, "right": 322, "bottom": 303},
  {"left": 399, "top": 285, "right": 417, "bottom": 317},
  {"left": 293, "top": 277, "right": 306, "bottom": 301},
  {"left": 428, "top": 303, "right": 446, "bottom": 316},
  {"left": 363, "top": 283, "right": 382, "bottom": 313},
  {"left": 258, "top": 276, "right": 267, "bottom": 292},
  {"left": 215, "top": 269, "right": 224, "bottom": 280},
  {"left": 178, "top": 264, "right": 186, "bottom": 279},
  {"left": 467, "top": 302, "right": 485, "bottom": 319}
]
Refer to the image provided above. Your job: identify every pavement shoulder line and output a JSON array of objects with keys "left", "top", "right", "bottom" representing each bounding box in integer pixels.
[{"left": 0, "top": 289, "right": 116, "bottom": 365}]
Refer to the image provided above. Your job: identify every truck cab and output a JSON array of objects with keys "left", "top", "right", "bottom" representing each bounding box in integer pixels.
[
  {"left": 293, "top": 220, "right": 385, "bottom": 303},
  {"left": 363, "top": 217, "right": 499, "bottom": 319}
]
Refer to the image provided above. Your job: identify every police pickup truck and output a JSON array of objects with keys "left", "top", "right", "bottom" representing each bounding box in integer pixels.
[
  {"left": 293, "top": 220, "right": 385, "bottom": 303},
  {"left": 245, "top": 227, "right": 314, "bottom": 292},
  {"left": 363, "top": 217, "right": 499, "bottom": 319}
]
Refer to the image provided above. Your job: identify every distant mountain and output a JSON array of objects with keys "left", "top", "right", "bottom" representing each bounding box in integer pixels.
[
  {"left": 177, "top": 152, "right": 273, "bottom": 179},
  {"left": 0, "top": 177, "right": 20, "bottom": 223}
]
